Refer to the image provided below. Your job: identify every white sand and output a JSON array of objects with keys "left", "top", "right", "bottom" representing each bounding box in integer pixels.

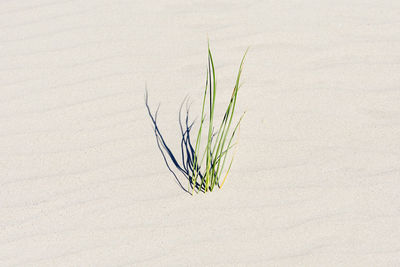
[{"left": 1, "top": 1, "right": 400, "bottom": 266}]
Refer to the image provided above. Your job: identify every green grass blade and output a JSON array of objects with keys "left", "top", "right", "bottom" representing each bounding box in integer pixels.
[
  {"left": 192, "top": 65, "right": 209, "bottom": 193},
  {"left": 216, "top": 112, "right": 245, "bottom": 184}
]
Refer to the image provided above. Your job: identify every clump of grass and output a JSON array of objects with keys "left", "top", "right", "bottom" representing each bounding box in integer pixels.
[{"left": 190, "top": 43, "right": 248, "bottom": 193}]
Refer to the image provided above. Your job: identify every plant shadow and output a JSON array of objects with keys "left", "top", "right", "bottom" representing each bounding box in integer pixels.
[{"left": 145, "top": 89, "right": 206, "bottom": 195}]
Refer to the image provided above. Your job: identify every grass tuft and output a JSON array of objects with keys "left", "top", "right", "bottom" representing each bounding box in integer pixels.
[{"left": 145, "top": 42, "right": 248, "bottom": 194}]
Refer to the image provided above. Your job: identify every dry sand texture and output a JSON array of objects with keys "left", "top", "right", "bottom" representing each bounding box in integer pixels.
[{"left": 1, "top": 0, "right": 400, "bottom": 266}]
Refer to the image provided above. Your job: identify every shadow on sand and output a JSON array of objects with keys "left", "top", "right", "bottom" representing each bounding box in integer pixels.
[{"left": 145, "top": 89, "right": 206, "bottom": 195}]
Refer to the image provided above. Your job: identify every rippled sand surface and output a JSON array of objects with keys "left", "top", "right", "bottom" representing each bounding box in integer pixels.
[{"left": 1, "top": 1, "right": 399, "bottom": 266}]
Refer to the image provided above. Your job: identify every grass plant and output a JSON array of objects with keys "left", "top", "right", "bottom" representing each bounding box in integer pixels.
[{"left": 145, "top": 42, "right": 248, "bottom": 194}]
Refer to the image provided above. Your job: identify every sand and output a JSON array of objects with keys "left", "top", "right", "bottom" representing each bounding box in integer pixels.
[{"left": 1, "top": 0, "right": 400, "bottom": 266}]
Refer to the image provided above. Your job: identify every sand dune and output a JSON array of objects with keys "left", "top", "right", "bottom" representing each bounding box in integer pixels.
[{"left": 1, "top": 0, "right": 400, "bottom": 266}]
